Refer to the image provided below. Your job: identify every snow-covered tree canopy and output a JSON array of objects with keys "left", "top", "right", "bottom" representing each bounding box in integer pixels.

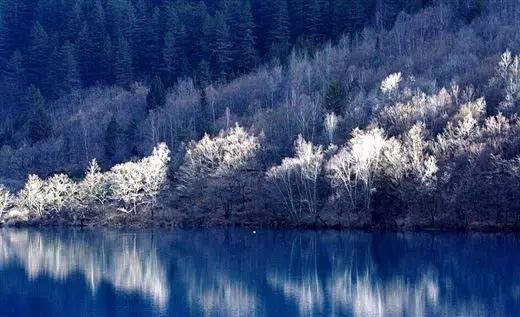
[
  {"left": 109, "top": 143, "right": 171, "bottom": 212},
  {"left": 177, "top": 124, "right": 260, "bottom": 191}
]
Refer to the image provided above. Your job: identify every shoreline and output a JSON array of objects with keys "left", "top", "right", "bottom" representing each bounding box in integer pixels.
[{"left": 3, "top": 218, "right": 520, "bottom": 233}]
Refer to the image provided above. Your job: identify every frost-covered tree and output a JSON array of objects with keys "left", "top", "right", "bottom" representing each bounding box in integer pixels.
[
  {"left": 177, "top": 124, "right": 260, "bottom": 191},
  {"left": 266, "top": 135, "right": 324, "bottom": 220},
  {"left": 44, "top": 174, "right": 77, "bottom": 213},
  {"left": 0, "top": 185, "right": 15, "bottom": 220},
  {"left": 109, "top": 143, "right": 171, "bottom": 213},
  {"left": 327, "top": 128, "right": 387, "bottom": 211},
  {"left": 17, "top": 173, "right": 76, "bottom": 216},
  {"left": 383, "top": 123, "right": 438, "bottom": 187},
  {"left": 380, "top": 72, "right": 402, "bottom": 99},
  {"left": 17, "top": 175, "right": 47, "bottom": 217},
  {"left": 491, "top": 50, "right": 520, "bottom": 114},
  {"left": 324, "top": 112, "right": 339, "bottom": 144},
  {"left": 77, "top": 159, "right": 108, "bottom": 206}
]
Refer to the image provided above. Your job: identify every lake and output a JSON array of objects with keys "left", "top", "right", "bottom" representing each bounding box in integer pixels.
[{"left": 0, "top": 228, "right": 519, "bottom": 317}]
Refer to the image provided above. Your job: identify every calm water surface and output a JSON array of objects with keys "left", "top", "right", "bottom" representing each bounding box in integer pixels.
[{"left": 0, "top": 228, "right": 519, "bottom": 317}]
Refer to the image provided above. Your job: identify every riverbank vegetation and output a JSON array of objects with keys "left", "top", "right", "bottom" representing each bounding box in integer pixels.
[{"left": 1, "top": 0, "right": 520, "bottom": 229}]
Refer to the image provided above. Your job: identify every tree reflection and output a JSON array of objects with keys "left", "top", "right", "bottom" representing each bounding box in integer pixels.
[
  {"left": 0, "top": 229, "right": 519, "bottom": 316},
  {"left": 0, "top": 229, "right": 169, "bottom": 309}
]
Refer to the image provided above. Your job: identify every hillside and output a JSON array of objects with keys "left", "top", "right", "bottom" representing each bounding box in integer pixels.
[{"left": 1, "top": 0, "right": 520, "bottom": 229}]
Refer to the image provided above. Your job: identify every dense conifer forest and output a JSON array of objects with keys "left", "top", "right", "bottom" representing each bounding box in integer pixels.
[{"left": 1, "top": 0, "right": 520, "bottom": 229}]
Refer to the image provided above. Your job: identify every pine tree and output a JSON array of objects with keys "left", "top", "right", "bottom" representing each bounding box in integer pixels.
[
  {"left": 346, "top": 0, "right": 366, "bottom": 34},
  {"left": 302, "top": 0, "right": 321, "bottom": 43},
  {"left": 132, "top": 0, "right": 149, "bottom": 76},
  {"left": 101, "top": 35, "right": 113, "bottom": 84},
  {"left": 46, "top": 45, "right": 62, "bottom": 98},
  {"left": 268, "top": 0, "right": 290, "bottom": 61},
  {"left": 211, "top": 11, "right": 232, "bottom": 82},
  {"left": 27, "top": 22, "right": 50, "bottom": 87},
  {"left": 2, "top": 50, "right": 26, "bottom": 107},
  {"left": 63, "top": 0, "right": 82, "bottom": 41},
  {"left": 196, "top": 88, "right": 211, "bottom": 135},
  {"left": 114, "top": 37, "right": 133, "bottom": 89},
  {"left": 146, "top": 76, "right": 166, "bottom": 110},
  {"left": 77, "top": 23, "right": 90, "bottom": 85},
  {"left": 0, "top": 15, "right": 9, "bottom": 67},
  {"left": 287, "top": 0, "right": 304, "bottom": 41},
  {"left": 162, "top": 31, "right": 177, "bottom": 85},
  {"left": 324, "top": 80, "right": 345, "bottom": 114},
  {"left": 58, "top": 41, "right": 81, "bottom": 94},
  {"left": 229, "top": 0, "right": 257, "bottom": 74},
  {"left": 76, "top": 1, "right": 108, "bottom": 85},
  {"left": 173, "top": 25, "right": 189, "bottom": 78},
  {"left": 1, "top": 0, "right": 34, "bottom": 51},
  {"left": 26, "top": 86, "right": 52, "bottom": 144},
  {"left": 105, "top": 115, "right": 121, "bottom": 160},
  {"left": 146, "top": 7, "right": 162, "bottom": 77},
  {"left": 195, "top": 59, "right": 211, "bottom": 88},
  {"left": 380, "top": 0, "right": 403, "bottom": 29}
]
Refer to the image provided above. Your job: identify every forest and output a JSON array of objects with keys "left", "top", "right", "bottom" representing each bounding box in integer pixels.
[{"left": 1, "top": 0, "right": 520, "bottom": 229}]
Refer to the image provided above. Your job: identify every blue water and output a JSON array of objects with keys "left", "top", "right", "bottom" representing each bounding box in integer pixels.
[{"left": 0, "top": 228, "right": 519, "bottom": 317}]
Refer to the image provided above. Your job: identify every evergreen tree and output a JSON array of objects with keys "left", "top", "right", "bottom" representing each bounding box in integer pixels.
[
  {"left": 132, "top": 0, "right": 149, "bottom": 76},
  {"left": 287, "top": 0, "right": 304, "bottom": 41},
  {"left": 27, "top": 22, "right": 50, "bottom": 87},
  {"left": 162, "top": 31, "right": 177, "bottom": 85},
  {"left": 1, "top": 0, "right": 34, "bottom": 51},
  {"left": 195, "top": 59, "right": 211, "bottom": 88},
  {"left": 0, "top": 15, "right": 9, "bottom": 67},
  {"left": 58, "top": 41, "right": 81, "bottom": 94},
  {"left": 173, "top": 25, "right": 189, "bottom": 78},
  {"left": 114, "top": 37, "right": 133, "bottom": 89},
  {"left": 63, "top": 0, "right": 82, "bottom": 41},
  {"left": 146, "top": 76, "right": 166, "bottom": 110},
  {"left": 380, "top": 0, "right": 403, "bottom": 28},
  {"left": 346, "top": 0, "right": 367, "bottom": 34},
  {"left": 77, "top": 23, "right": 90, "bottom": 85},
  {"left": 105, "top": 115, "right": 121, "bottom": 160},
  {"left": 2, "top": 50, "right": 26, "bottom": 107},
  {"left": 101, "top": 35, "right": 114, "bottom": 84},
  {"left": 26, "top": 86, "right": 52, "bottom": 143},
  {"left": 211, "top": 11, "right": 232, "bottom": 82},
  {"left": 324, "top": 80, "right": 345, "bottom": 114},
  {"left": 106, "top": 0, "right": 123, "bottom": 38},
  {"left": 46, "top": 45, "right": 62, "bottom": 98},
  {"left": 302, "top": 0, "right": 321, "bottom": 43},
  {"left": 146, "top": 7, "right": 162, "bottom": 77},
  {"left": 229, "top": 0, "right": 257, "bottom": 74},
  {"left": 268, "top": 0, "right": 290, "bottom": 61},
  {"left": 196, "top": 88, "right": 211, "bottom": 134}
]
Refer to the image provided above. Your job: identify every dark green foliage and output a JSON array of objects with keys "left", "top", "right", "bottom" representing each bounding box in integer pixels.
[
  {"left": 162, "top": 31, "right": 177, "bottom": 85},
  {"left": 195, "top": 59, "right": 211, "bottom": 88},
  {"left": 26, "top": 86, "right": 52, "bottom": 144},
  {"left": 105, "top": 115, "right": 121, "bottom": 160},
  {"left": 114, "top": 37, "right": 133, "bottom": 89},
  {"left": 210, "top": 11, "right": 233, "bottom": 82},
  {"left": 2, "top": 50, "right": 26, "bottom": 107},
  {"left": 57, "top": 41, "right": 81, "bottom": 94},
  {"left": 228, "top": 0, "right": 257, "bottom": 74},
  {"left": 27, "top": 22, "right": 50, "bottom": 87},
  {"left": 196, "top": 89, "right": 211, "bottom": 135},
  {"left": 454, "top": 0, "right": 486, "bottom": 22},
  {"left": 146, "top": 76, "right": 166, "bottom": 110},
  {"left": 324, "top": 81, "right": 345, "bottom": 114},
  {"left": 0, "top": 0, "right": 443, "bottom": 106},
  {"left": 268, "top": 0, "right": 290, "bottom": 60},
  {"left": 302, "top": 0, "right": 321, "bottom": 43}
]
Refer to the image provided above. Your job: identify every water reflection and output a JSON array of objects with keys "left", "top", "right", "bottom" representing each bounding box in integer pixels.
[
  {"left": 0, "top": 228, "right": 519, "bottom": 316},
  {"left": 0, "top": 229, "right": 169, "bottom": 309}
]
